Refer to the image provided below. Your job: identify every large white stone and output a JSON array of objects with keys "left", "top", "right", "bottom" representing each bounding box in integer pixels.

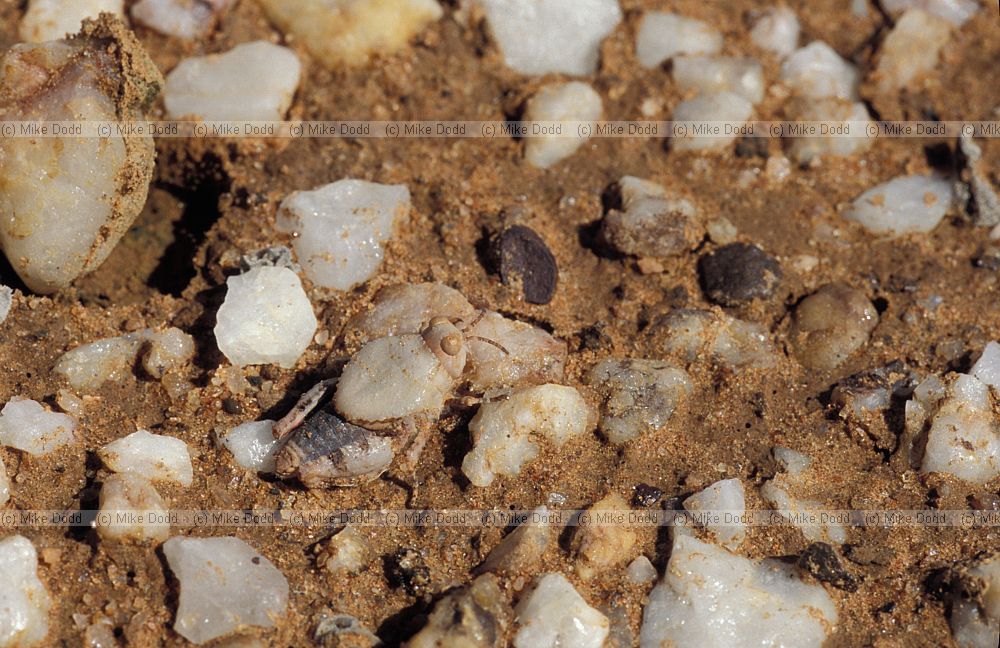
[
  {"left": 683, "top": 478, "right": 747, "bottom": 550},
  {"left": 636, "top": 12, "right": 722, "bottom": 69},
  {"left": 164, "top": 41, "right": 301, "bottom": 120},
  {"left": 523, "top": 81, "right": 602, "bottom": 169},
  {"left": 477, "top": 0, "right": 622, "bottom": 76},
  {"left": 19, "top": 0, "right": 124, "bottom": 42},
  {"left": 0, "top": 20, "right": 160, "bottom": 293},
  {"left": 214, "top": 266, "right": 318, "bottom": 368},
  {"left": 672, "top": 56, "right": 765, "bottom": 104},
  {"left": 786, "top": 98, "right": 873, "bottom": 164},
  {"left": 163, "top": 536, "right": 289, "bottom": 645},
  {"left": 844, "top": 174, "right": 954, "bottom": 236},
  {"left": 221, "top": 420, "right": 281, "bottom": 473},
  {"left": 0, "top": 398, "right": 75, "bottom": 456},
  {"left": 0, "top": 536, "right": 51, "bottom": 647},
  {"left": 276, "top": 180, "right": 409, "bottom": 290},
  {"left": 462, "top": 384, "right": 593, "bottom": 487},
  {"left": 750, "top": 7, "right": 800, "bottom": 58},
  {"left": 587, "top": 358, "right": 691, "bottom": 444},
  {"left": 514, "top": 573, "right": 609, "bottom": 648},
  {"left": 639, "top": 535, "right": 838, "bottom": 648},
  {"left": 873, "top": 9, "right": 952, "bottom": 92},
  {"left": 781, "top": 41, "right": 860, "bottom": 100},
  {"left": 256, "top": 0, "right": 442, "bottom": 67},
  {"left": 672, "top": 92, "right": 754, "bottom": 151},
  {"left": 55, "top": 327, "right": 194, "bottom": 390},
  {"left": 98, "top": 429, "right": 194, "bottom": 486}
]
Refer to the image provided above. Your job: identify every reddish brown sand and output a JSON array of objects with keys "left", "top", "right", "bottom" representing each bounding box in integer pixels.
[{"left": 0, "top": 1, "right": 999, "bottom": 646}]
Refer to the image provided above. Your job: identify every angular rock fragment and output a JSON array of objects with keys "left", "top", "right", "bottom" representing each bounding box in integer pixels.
[
  {"left": 602, "top": 176, "right": 701, "bottom": 259},
  {"left": 0, "top": 536, "right": 52, "bottom": 647},
  {"left": 781, "top": 41, "right": 860, "bottom": 100},
  {"left": 672, "top": 56, "right": 765, "bottom": 104},
  {"left": 657, "top": 308, "right": 777, "bottom": 369},
  {"left": 761, "top": 476, "right": 847, "bottom": 544},
  {"left": 671, "top": 92, "right": 754, "bottom": 152},
  {"left": 276, "top": 180, "right": 409, "bottom": 291},
  {"left": 639, "top": 535, "right": 838, "bottom": 648},
  {"left": 523, "top": 81, "right": 602, "bottom": 169},
  {"left": 317, "top": 526, "right": 369, "bottom": 575},
  {"left": 487, "top": 225, "right": 558, "bottom": 305},
  {"left": 845, "top": 175, "right": 955, "bottom": 237},
  {"left": 95, "top": 473, "right": 171, "bottom": 543},
  {"left": 257, "top": 0, "right": 443, "bottom": 67},
  {"left": 698, "top": 243, "right": 781, "bottom": 306},
  {"left": 750, "top": 7, "right": 800, "bottom": 58},
  {"left": 785, "top": 97, "right": 873, "bottom": 164},
  {"left": 636, "top": 12, "right": 721, "bottom": 68},
  {"left": 587, "top": 358, "right": 690, "bottom": 444},
  {"left": 462, "top": 384, "right": 594, "bottom": 487},
  {"left": 0, "top": 16, "right": 162, "bottom": 293},
  {"left": 214, "top": 266, "right": 317, "bottom": 368},
  {"left": 873, "top": 9, "right": 952, "bottom": 93},
  {"left": 220, "top": 420, "right": 281, "bottom": 473},
  {"left": 477, "top": 506, "right": 551, "bottom": 575},
  {"left": 163, "top": 536, "right": 289, "bottom": 645},
  {"left": 683, "top": 478, "right": 746, "bottom": 550},
  {"left": 98, "top": 429, "right": 193, "bottom": 486},
  {"left": 164, "top": 41, "right": 301, "bottom": 120},
  {"left": 881, "top": 0, "right": 979, "bottom": 26},
  {"left": 514, "top": 573, "right": 609, "bottom": 648},
  {"left": 574, "top": 493, "right": 637, "bottom": 579},
  {"left": 406, "top": 574, "right": 511, "bottom": 648},
  {"left": 797, "top": 542, "right": 858, "bottom": 592},
  {"left": 54, "top": 327, "right": 194, "bottom": 391},
  {"left": 0, "top": 397, "right": 76, "bottom": 456},
  {"left": 477, "top": 0, "right": 621, "bottom": 76}
]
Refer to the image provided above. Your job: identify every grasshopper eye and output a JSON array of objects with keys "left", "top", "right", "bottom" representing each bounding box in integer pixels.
[{"left": 440, "top": 334, "right": 462, "bottom": 356}]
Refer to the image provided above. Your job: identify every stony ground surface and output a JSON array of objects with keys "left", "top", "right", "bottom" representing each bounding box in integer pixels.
[{"left": 0, "top": 0, "right": 999, "bottom": 646}]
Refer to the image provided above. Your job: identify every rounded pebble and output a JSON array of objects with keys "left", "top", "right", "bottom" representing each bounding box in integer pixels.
[
  {"left": 698, "top": 243, "right": 782, "bottom": 306},
  {"left": 489, "top": 225, "right": 558, "bottom": 305}
]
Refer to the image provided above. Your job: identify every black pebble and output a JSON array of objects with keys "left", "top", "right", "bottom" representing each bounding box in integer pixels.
[
  {"left": 698, "top": 243, "right": 782, "bottom": 306},
  {"left": 632, "top": 483, "right": 663, "bottom": 508},
  {"left": 797, "top": 542, "right": 858, "bottom": 592},
  {"left": 488, "top": 225, "right": 558, "bottom": 305}
]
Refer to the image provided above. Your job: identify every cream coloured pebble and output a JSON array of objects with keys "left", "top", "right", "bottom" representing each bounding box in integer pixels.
[
  {"left": 164, "top": 41, "right": 301, "bottom": 120},
  {"left": 873, "top": 9, "right": 952, "bottom": 93},
  {"left": 0, "top": 398, "right": 75, "bottom": 456},
  {"left": 523, "top": 81, "right": 602, "bottom": 169},
  {"left": 844, "top": 174, "right": 954, "bottom": 236},
  {"left": 750, "top": 7, "right": 800, "bottom": 58},
  {"left": 513, "top": 573, "right": 609, "bottom": 648},
  {"left": 257, "top": 0, "right": 442, "bottom": 67},
  {"left": 95, "top": 473, "right": 171, "bottom": 543},
  {"left": 683, "top": 478, "right": 747, "bottom": 550},
  {"left": 635, "top": 12, "right": 721, "bottom": 69},
  {"left": 671, "top": 92, "right": 754, "bottom": 152},
  {"left": 790, "top": 283, "right": 878, "bottom": 371},
  {"left": 214, "top": 266, "right": 317, "bottom": 368},
  {"left": 780, "top": 41, "right": 860, "bottom": 100}
]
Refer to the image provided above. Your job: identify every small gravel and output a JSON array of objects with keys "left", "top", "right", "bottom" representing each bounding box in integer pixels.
[{"left": 698, "top": 243, "right": 782, "bottom": 306}]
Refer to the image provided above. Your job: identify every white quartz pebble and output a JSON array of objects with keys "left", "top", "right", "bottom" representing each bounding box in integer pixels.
[
  {"left": 163, "top": 536, "right": 289, "bottom": 644},
  {"left": 276, "top": 180, "right": 409, "bottom": 290},
  {"left": 971, "top": 342, "right": 1000, "bottom": 388},
  {"left": 221, "top": 420, "right": 281, "bottom": 473},
  {"left": 587, "top": 358, "right": 691, "bottom": 444},
  {"left": 781, "top": 42, "right": 860, "bottom": 100},
  {"left": 882, "top": 0, "right": 980, "bottom": 26},
  {"left": 0, "top": 536, "right": 51, "bottom": 647},
  {"left": 786, "top": 98, "right": 873, "bottom": 164},
  {"left": 318, "top": 526, "right": 370, "bottom": 574},
  {"left": 750, "top": 7, "right": 800, "bottom": 58},
  {"left": 523, "top": 82, "right": 602, "bottom": 169},
  {"left": 636, "top": 12, "right": 722, "bottom": 69},
  {"left": 477, "top": 0, "right": 622, "bottom": 76},
  {"left": 918, "top": 374, "right": 1000, "bottom": 483},
  {"left": 462, "top": 384, "right": 593, "bottom": 487},
  {"left": 514, "top": 573, "right": 609, "bottom": 648},
  {"left": 96, "top": 473, "right": 171, "bottom": 543},
  {"left": 214, "top": 266, "right": 317, "bottom": 368},
  {"left": 257, "top": 0, "right": 442, "bottom": 67},
  {"left": 683, "top": 478, "right": 747, "bottom": 550},
  {"left": 19, "top": 0, "right": 124, "bottom": 42},
  {"left": 774, "top": 446, "right": 813, "bottom": 476},
  {"left": 164, "top": 41, "right": 301, "bottom": 120},
  {"left": 0, "top": 398, "right": 75, "bottom": 456},
  {"left": 844, "top": 174, "right": 954, "bottom": 236},
  {"left": 639, "top": 535, "right": 837, "bottom": 648},
  {"left": 873, "top": 9, "right": 952, "bottom": 92},
  {"left": 55, "top": 327, "right": 194, "bottom": 390},
  {"left": 132, "top": 0, "right": 233, "bottom": 39},
  {"left": 98, "top": 430, "right": 194, "bottom": 486},
  {"left": 660, "top": 309, "right": 777, "bottom": 369},
  {"left": 626, "top": 556, "right": 657, "bottom": 585},
  {"left": 672, "top": 56, "right": 765, "bottom": 104},
  {"left": 671, "top": 92, "right": 754, "bottom": 152}
]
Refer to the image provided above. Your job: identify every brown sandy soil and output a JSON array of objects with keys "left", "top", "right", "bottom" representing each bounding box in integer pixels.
[{"left": 1, "top": 0, "right": 999, "bottom": 646}]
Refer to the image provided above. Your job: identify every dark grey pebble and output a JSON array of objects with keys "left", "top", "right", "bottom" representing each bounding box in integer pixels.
[
  {"left": 488, "top": 225, "right": 558, "bottom": 305},
  {"left": 698, "top": 242, "right": 781, "bottom": 306},
  {"left": 797, "top": 542, "right": 858, "bottom": 592}
]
